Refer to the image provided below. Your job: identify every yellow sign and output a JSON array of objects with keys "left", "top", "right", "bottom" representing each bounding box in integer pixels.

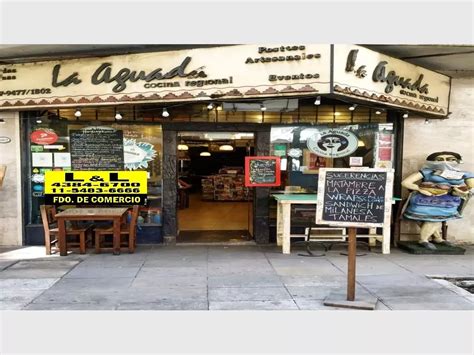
[{"left": 44, "top": 171, "right": 147, "bottom": 205}]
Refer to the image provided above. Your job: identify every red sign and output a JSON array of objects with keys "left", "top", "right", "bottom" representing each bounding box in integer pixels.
[
  {"left": 245, "top": 156, "right": 281, "bottom": 187},
  {"left": 30, "top": 129, "right": 58, "bottom": 145}
]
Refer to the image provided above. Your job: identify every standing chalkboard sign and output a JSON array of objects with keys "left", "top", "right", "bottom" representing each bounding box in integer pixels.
[
  {"left": 244, "top": 156, "right": 281, "bottom": 187},
  {"left": 317, "top": 167, "right": 394, "bottom": 308},
  {"left": 316, "top": 168, "right": 394, "bottom": 228},
  {"left": 70, "top": 127, "right": 124, "bottom": 171}
]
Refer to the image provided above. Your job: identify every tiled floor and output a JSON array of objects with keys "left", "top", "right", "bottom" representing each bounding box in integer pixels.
[
  {"left": 178, "top": 193, "right": 251, "bottom": 231},
  {"left": 1, "top": 244, "right": 473, "bottom": 310}
]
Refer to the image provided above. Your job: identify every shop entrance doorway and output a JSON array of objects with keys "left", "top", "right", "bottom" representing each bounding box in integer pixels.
[{"left": 176, "top": 132, "right": 254, "bottom": 243}]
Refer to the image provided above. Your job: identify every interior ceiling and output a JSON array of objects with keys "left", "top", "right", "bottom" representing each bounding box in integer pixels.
[{"left": 0, "top": 44, "right": 472, "bottom": 76}]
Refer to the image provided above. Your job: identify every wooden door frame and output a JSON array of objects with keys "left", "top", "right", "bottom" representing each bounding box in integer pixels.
[{"left": 161, "top": 122, "right": 271, "bottom": 244}]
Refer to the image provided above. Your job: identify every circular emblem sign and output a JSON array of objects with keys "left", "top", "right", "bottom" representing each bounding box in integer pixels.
[
  {"left": 0, "top": 136, "right": 12, "bottom": 144},
  {"left": 30, "top": 129, "right": 58, "bottom": 145},
  {"left": 306, "top": 129, "right": 359, "bottom": 158}
]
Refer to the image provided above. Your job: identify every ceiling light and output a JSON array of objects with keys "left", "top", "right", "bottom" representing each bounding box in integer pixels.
[
  {"left": 219, "top": 144, "right": 234, "bottom": 151},
  {"left": 200, "top": 152, "right": 211, "bottom": 157},
  {"left": 36, "top": 119, "right": 42, "bottom": 124},
  {"left": 260, "top": 104, "right": 267, "bottom": 111},
  {"left": 424, "top": 118, "right": 431, "bottom": 124},
  {"left": 207, "top": 103, "right": 214, "bottom": 110},
  {"left": 349, "top": 104, "right": 357, "bottom": 111},
  {"left": 403, "top": 112, "right": 409, "bottom": 119},
  {"left": 314, "top": 96, "right": 321, "bottom": 105},
  {"left": 178, "top": 144, "right": 189, "bottom": 151},
  {"left": 162, "top": 108, "right": 170, "bottom": 118},
  {"left": 216, "top": 105, "right": 222, "bottom": 111},
  {"left": 375, "top": 109, "right": 382, "bottom": 115},
  {"left": 74, "top": 109, "right": 82, "bottom": 118},
  {"left": 115, "top": 112, "right": 123, "bottom": 120},
  {"left": 0, "top": 119, "right": 5, "bottom": 124}
]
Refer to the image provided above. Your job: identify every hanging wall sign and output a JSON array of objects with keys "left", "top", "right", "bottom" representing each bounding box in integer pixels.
[
  {"left": 0, "top": 44, "right": 331, "bottom": 109},
  {"left": 316, "top": 167, "right": 394, "bottom": 228},
  {"left": 306, "top": 128, "right": 359, "bottom": 158},
  {"left": 245, "top": 156, "right": 281, "bottom": 187},
  {"left": 30, "top": 129, "right": 58, "bottom": 145},
  {"left": 333, "top": 44, "right": 451, "bottom": 116}
]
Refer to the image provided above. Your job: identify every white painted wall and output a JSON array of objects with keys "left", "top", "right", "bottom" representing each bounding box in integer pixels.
[
  {"left": 402, "top": 77, "right": 474, "bottom": 242},
  {"left": 0, "top": 111, "right": 23, "bottom": 246}
]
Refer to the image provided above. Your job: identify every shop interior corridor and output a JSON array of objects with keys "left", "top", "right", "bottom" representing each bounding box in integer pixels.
[
  {"left": 178, "top": 193, "right": 251, "bottom": 243},
  {"left": 176, "top": 131, "right": 254, "bottom": 243}
]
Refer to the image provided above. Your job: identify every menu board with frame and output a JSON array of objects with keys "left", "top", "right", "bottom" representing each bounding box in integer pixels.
[
  {"left": 70, "top": 127, "right": 124, "bottom": 171},
  {"left": 245, "top": 156, "right": 281, "bottom": 187},
  {"left": 316, "top": 167, "right": 393, "bottom": 228}
]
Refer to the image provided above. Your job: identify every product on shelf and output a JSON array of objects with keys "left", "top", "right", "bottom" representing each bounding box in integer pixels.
[{"left": 201, "top": 173, "right": 251, "bottom": 201}]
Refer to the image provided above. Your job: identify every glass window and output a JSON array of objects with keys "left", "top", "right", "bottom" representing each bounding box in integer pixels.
[
  {"left": 270, "top": 123, "right": 395, "bottom": 193},
  {"left": 26, "top": 116, "right": 162, "bottom": 225}
]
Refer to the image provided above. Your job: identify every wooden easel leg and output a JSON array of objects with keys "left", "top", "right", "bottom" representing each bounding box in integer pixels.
[{"left": 347, "top": 227, "right": 356, "bottom": 301}]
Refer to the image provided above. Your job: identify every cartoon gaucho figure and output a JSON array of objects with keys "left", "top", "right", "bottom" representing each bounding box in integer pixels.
[{"left": 401, "top": 151, "right": 474, "bottom": 250}]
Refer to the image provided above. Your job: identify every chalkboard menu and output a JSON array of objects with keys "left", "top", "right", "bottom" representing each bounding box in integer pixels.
[
  {"left": 245, "top": 156, "right": 281, "bottom": 187},
  {"left": 70, "top": 127, "right": 124, "bottom": 170},
  {"left": 316, "top": 168, "right": 393, "bottom": 227}
]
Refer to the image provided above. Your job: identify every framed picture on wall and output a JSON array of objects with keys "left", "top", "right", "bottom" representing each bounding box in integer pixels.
[{"left": 302, "top": 149, "right": 333, "bottom": 174}]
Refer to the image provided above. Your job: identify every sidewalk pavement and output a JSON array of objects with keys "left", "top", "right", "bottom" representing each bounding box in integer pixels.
[{"left": 1, "top": 244, "right": 473, "bottom": 310}]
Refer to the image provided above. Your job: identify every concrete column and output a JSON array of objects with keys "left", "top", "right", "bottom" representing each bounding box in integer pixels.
[
  {"left": 253, "top": 129, "right": 271, "bottom": 244},
  {"left": 162, "top": 129, "right": 177, "bottom": 243}
]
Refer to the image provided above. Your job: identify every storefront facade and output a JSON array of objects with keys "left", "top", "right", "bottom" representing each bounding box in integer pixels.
[{"left": 0, "top": 44, "right": 453, "bottom": 246}]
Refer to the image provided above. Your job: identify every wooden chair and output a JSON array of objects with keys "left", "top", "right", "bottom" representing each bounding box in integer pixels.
[
  {"left": 94, "top": 205, "right": 140, "bottom": 254},
  {"left": 40, "top": 205, "right": 91, "bottom": 255}
]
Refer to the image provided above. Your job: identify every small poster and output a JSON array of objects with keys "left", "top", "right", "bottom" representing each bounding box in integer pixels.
[
  {"left": 273, "top": 144, "right": 287, "bottom": 157},
  {"left": 375, "top": 132, "right": 393, "bottom": 168},
  {"left": 54, "top": 153, "right": 71, "bottom": 168},
  {"left": 32, "top": 152, "right": 53, "bottom": 167},
  {"left": 302, "top": 149, "right": 332, "bottom": 174}
]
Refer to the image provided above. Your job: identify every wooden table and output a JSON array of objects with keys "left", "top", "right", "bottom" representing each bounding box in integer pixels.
[
  {"left": 273, "top": 194, "right": 399, "bottom": 255},
  {"left": 55, "top": 207, "right": 129, "bottom": 256}
]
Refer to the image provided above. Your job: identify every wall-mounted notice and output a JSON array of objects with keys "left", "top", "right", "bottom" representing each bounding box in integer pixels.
[
  {"left": 70, "top": 127, "right": 124, "bottom": 171},
  {"left": 316, "top": 168, "right": 393, "bottom": 227},
  {"left": 244, "top": 156, "right": 281, "bottom": 187},
  {"left": 32, "top": 152, "right": 53, "bottom": 167},
  {"left": 53, "top": 152, "right": 71, "bottom": 168}
]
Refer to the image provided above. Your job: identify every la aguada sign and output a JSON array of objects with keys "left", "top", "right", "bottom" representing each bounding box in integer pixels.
[{"left": 0, "top": 44, "right": 450, "bottom": 116}]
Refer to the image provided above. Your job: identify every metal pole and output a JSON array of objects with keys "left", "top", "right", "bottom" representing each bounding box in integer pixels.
[{"left": 347, "top": 227, "right": 357, "bottom": 301}]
